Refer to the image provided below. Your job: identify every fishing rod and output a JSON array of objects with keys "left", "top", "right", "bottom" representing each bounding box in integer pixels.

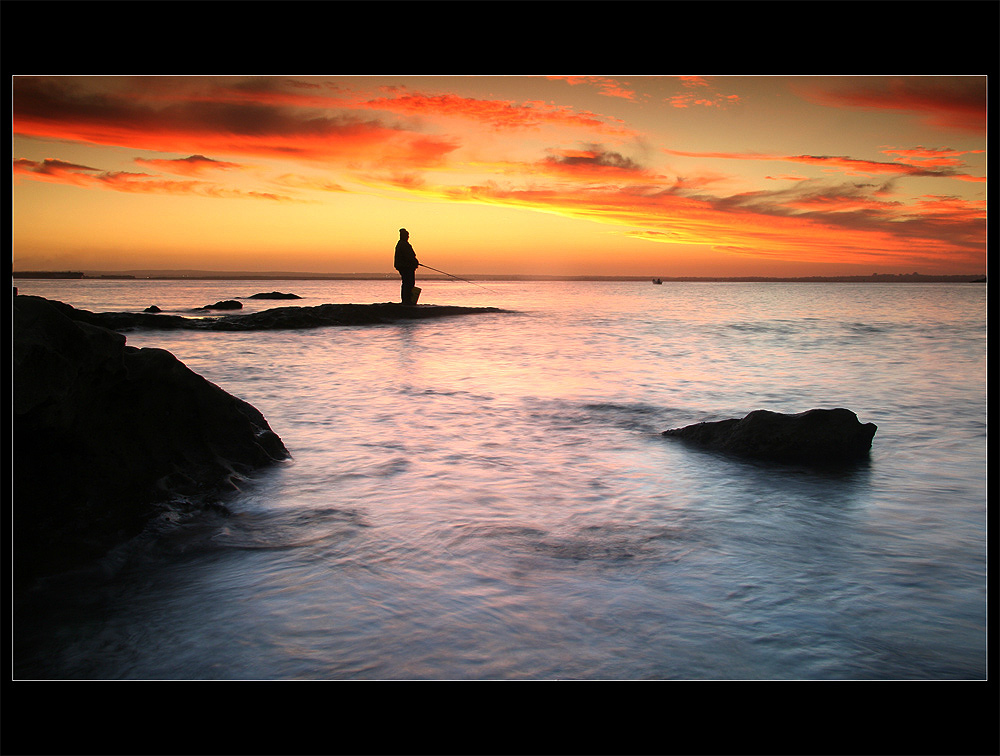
[{"left": 418, "top": 264, "right": 501, "bottom": 295}]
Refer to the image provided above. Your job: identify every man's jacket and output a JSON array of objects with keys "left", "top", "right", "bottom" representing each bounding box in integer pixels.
[{"left": 394, "top": 240, "right": 419, "bottom": 271}]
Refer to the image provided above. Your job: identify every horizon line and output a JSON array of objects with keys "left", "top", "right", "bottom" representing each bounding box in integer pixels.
[{"left": 12, "top": 270, "right": 987, "bottom": 283}]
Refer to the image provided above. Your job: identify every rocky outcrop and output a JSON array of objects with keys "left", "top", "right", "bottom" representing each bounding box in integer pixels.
[
  {"left": 663, "top": 408, "right": 877, "bottom": 466},
  {"left": 198, "top": 302, "right": 506, "bottom": 330},
  {"left": 13, "top": 294, "right": 290, "bottom": 586},
  {"left": 34, "top": 297, "right": 505, "bottom": 332}
]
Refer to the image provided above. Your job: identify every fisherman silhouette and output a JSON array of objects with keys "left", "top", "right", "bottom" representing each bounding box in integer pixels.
[{"left": 394, "top": 228, "right": 420, "bottom": 305}]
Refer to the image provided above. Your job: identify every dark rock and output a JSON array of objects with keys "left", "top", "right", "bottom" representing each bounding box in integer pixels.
[
  {"left": 248, "top": 291, "right": 301, "bottom": 299},
  {"left": 198, "top": 299, "right": 242, "bottom": 310},
  {"left": 144, "top": 305, "right": 162, "bottom": 313},
  {"left": 662, "top": 408, "right": 877, "bottom": 466},
  {"left": 13, "top": 294, "right": 289, "bottom": 587}
]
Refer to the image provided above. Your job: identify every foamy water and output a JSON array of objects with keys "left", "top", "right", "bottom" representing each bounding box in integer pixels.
[{"left": 13, "top": 278, "right": 987, "bottom": 679}]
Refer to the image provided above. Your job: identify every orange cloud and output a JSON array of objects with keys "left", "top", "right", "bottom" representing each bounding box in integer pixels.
[
  {"left": 358, "top": 88, "right": 631, "bottom": 134},
  {"left": 13, "top": 157, "right": 293, "bottom": 201},
  {"left": 880, "top": 145, "right": 985, "bottom": 170},
  {"left": 668, "top": 94, "right": 741, "bottom": 109},
  {"left": 766, "top": 174, "right": 811, "bottom": 182},
  {"left": 134, "top": 154, "right": 241, "bottom": 175},
  {"left": 548, "top": 76, "right": 637, "bottom": 100},
  {"left": 272, "top": 173, "right": 348, "bottom": 193},
  {"left": 668, "top": 76, "right": 741, "bottom": 109},
  {"left": 375, "top": 165, "right": 985, "bottom": 271}
]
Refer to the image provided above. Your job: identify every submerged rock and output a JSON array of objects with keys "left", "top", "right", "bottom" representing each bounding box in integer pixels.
[
  {"left": 13, "top": 294, "right": 290, "bottom": 587},
  {"left": 198, "top": 299, "right": 243, "bottom": 310},
  {"left": 662, "top": 408, "right": 877, "bottom": 466},
  {"left": 248, "top": 291, "right": 301, "bottom": 299}
]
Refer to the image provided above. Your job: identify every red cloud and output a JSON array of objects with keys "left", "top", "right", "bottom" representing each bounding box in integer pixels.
[
  {"left": 11, "top": 77, "right": 986, "bottom": 273},
  {"left": 794, "top": 77, "right": 986, "bottom": 133},
  {"left": 12, "top": 77, "right": 460, "bottom": 170},
  {"left": 13, "top": 158, "right": 101, "bottom": 185},
  {"left": 662, "top": 148, "right": 985, "bottom": 181}
]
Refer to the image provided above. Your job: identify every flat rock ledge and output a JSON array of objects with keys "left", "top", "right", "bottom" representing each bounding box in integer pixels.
[
  {"left": 29, "top": 295, "right": 506, "bottom": 332},
  {"left": 663, "top": 408, "right": 877, "bottom": 467},
  {"left": 13, "top": 294, "right": 291, "bottom": 588}
]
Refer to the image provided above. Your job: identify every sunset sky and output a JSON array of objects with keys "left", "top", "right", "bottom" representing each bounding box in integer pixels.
[{"left": 12, "top": 75, "right": 987, "bottom": 278}]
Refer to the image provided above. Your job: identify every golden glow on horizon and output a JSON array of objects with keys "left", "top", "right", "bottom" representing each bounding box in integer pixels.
[{"left": 11, "top": 75, "right": 987, "bottom": 277}]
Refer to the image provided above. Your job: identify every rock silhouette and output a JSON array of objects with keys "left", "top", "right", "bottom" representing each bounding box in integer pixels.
[
  {"left": 663, "top": 408, "right": 877, "bottom": 466},
  {"left": 248, "top": 291, "right": 301, "bottom": 299},
  {"left": 13, "top": 294, "right": 290, "bottom": 587},
  {"left": 198, "top": 299, "right": 243, "bottom": 310}
]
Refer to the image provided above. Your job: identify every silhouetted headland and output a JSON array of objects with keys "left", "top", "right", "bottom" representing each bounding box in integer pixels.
[{"left": 12, "top": 294, "right": 291, "bottom": 591}]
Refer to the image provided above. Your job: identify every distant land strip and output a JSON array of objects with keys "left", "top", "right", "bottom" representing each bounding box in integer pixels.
[{"left": 12, "top": 271, "right": 988, "bottom": 283}]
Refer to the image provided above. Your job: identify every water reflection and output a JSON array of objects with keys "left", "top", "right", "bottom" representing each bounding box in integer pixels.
[{"left": 14, "top": 281, "right": 986, "bottom": 680}]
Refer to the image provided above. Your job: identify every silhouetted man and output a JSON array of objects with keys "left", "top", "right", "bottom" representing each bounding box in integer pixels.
[{"left": 394, "top": 228, "right": 419, "bottom": 304}]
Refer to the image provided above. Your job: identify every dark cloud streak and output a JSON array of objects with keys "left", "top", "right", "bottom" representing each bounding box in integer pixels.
[
  {"left": 793, "top": 76, "right": 986, "bottom": 133},
  {"left": 11, "top": 77, "right": 451, "bottom": 165}
]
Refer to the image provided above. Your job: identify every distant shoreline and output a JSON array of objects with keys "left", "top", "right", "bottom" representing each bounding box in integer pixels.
[{"left": 12, "top": 271, "right": 988, "bottom": 284}]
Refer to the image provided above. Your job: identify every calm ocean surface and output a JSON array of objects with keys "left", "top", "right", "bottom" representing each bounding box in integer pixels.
[{"left": 13, "top": 278, "right": 988, "bottom": 680}]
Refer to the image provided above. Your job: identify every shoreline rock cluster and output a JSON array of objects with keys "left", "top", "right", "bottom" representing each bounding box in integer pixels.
[
  {"left": 12, "top": 292, "right": 506, "bottom": 588},
  {"left": 14, "top": 289, "right": 875, "bottom": 594}
]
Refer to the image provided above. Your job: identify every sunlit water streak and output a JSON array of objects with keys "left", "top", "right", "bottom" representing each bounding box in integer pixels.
[{"left": 13, "top": 278, "right": 987, "bottom": 679}]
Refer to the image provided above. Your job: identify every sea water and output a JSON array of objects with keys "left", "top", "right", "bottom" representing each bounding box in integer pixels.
[{"left": 12, "top": 278, "right": 988, "bottom": 679}]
